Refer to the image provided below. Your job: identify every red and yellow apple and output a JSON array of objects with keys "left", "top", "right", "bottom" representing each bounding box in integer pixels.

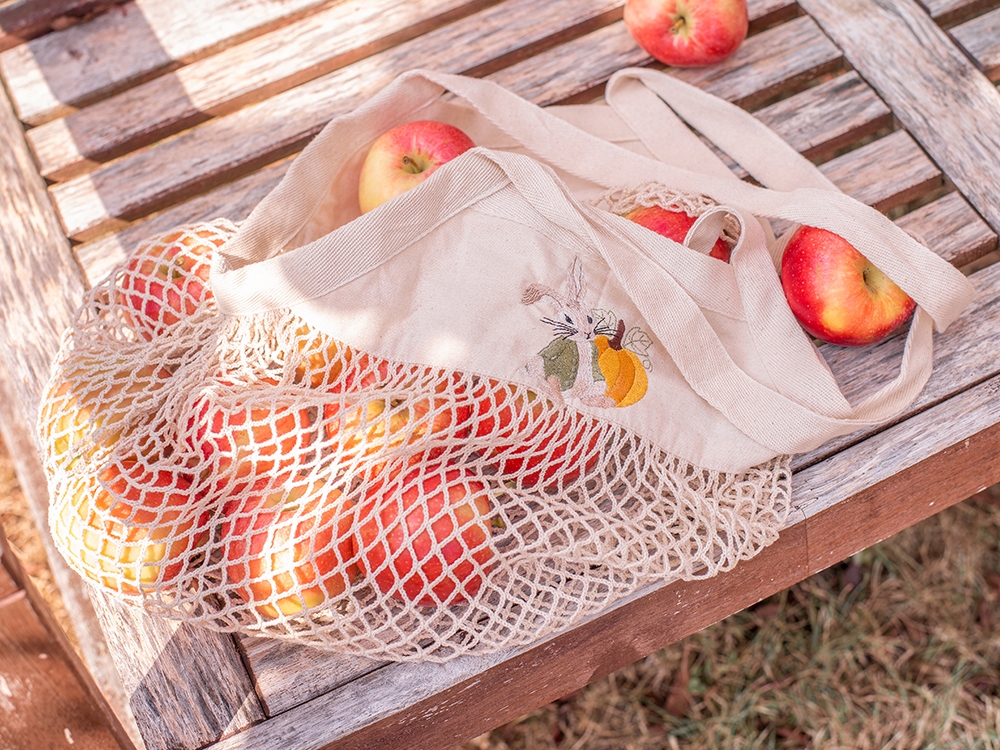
[
  {"left": 624, "top": 0, "right": 748, "bottom": 68},
  {"left": 780, "top": 225, "right": 916, "bottom": 346},
  {"left": 355, "top": 464, "right": 497, "bottom": 607},
  {"left": 624, "top": 204, "right": 731, "bottom": 262},
  {"left": 182, "top": 377, "right": 313, "bottom": 494},
  {"left": 115, "top": 224, "right": 227, "bottom": 339},
  {"left": 53, "top": 458, "right": 209, "bottom": 596},
  {"left": 357, "top": 120, "right": 475, "bottom": 214},
  {"left": 221, "top": 481, "right": 358, "bottom": 618},
  {"left": 40, "top": 360, "right": 173, "bottom": 470}
]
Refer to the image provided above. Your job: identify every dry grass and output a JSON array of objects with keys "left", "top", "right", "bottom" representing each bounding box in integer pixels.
[{"left": 4, "top": 431, "right": 1000, "bottom": 749}]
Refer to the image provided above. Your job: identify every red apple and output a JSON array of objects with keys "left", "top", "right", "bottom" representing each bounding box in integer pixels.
[
  {"left": 53, "top": 457, "right": 210, "bottom": 596},
  {"left": 357, "top": 120, "right": 475, "bottom": 213},
  {"left": 355, "top": 464, "right": 498, "bottom": 607},
  {"left": 221, "top": 481, "right": 358, "bottom": 618},
  {"left": 624, "top": 204, "right": 731, "bottom": 262},
  {"left": 781, "top": 225, "right": 916, "bottom": 346},
  {"left": 182, "top": 377, "right": 313, "bottom": 494},
  {"left": 470, "top": 379, "right": 601, "bottom": 489},
  {"left": 624, "top": 0, "right": 748, "bottom": 68},
  {"left": 115, "top": 223, "right": 228, "bottom": 339}
]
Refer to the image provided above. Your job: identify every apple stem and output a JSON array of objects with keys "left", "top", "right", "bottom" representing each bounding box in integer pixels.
[
  {"left": 401, "top": 155, "right": 422, "bottom": 175},
  {"left": 671, "top": 15, "right": 687, "bottom": 35}
]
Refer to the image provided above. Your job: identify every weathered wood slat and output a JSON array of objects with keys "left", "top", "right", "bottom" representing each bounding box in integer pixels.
[
  {"left": 0, "top": 0, "right": 333, "bottom": 126},
  {"left": 204, "top": 350, "right": 1000, "bottom": 749},
  {"left": 819, "top": 129, "right": 943, "bottom": 212},
  {"left": 896, "top": 189, "right": 998, "bottom": 268},
  {"left": 0, "top": 79, "right": 265, "bottom": 750},
  {"left": 43, "top": 0, "right": 631, "bottom": 242},
  {"left": 481, "top": 0, "right": 804, "bottom": 106},
  {"left": 949, "top": 6, "right": 1000, "bottom": 80},
  {"left": 75, "top": 158, "right": 291, "bottom": 286},
  {"left": 752, "top": 70, "right": 891, "bottom": 161},
  {"left": 0, "top": 0, "right": 127, "bottom": 52},
  {"left": 915, "top": 0, "right": 999, "bottom": 25},
  {"left": 671, "top": 15, "right": 842, "bottom": 109},
  {"left": 28, "top": 0, "right": 499, "bottom": 181},
  {"left": 798, "top": 0, "right": 1000, "bottom": 236},
  {"left": 238, "top": 634, "right": 384, "bottom": 716}
]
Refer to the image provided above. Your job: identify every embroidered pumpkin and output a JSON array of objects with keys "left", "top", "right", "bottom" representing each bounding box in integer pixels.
[{"left": 594, "top": 326, "right": 648, "bottom": 407}]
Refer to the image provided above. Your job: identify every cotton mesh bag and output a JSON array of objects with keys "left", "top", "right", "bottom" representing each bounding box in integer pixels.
[{"left": 37, "top": 68, "right": 973, "bottom": 662}]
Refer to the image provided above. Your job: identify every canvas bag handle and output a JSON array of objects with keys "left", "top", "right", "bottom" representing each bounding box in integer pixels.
[{"left": 214, "top": 69, "right": 973, "bottom": 454}]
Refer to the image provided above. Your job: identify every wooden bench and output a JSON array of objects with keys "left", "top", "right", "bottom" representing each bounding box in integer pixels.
[{"left": 2, "top": 0, "right": 1000, "bottom": 747}]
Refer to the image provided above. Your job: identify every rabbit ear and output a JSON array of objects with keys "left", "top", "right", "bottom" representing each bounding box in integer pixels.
[
  {"left": 522, "top": 283, "right": 565, "bottom": 308},
  {"left": 567, "top": 257, "right": 587, "bottom": 306}
]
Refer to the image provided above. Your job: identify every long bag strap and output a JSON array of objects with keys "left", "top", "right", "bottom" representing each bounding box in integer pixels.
[{"left": 214, "top": 69, "right": 973, "bottom": 454}]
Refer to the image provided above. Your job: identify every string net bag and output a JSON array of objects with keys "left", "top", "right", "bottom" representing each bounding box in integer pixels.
[{"left": 39, "top": 219, "right": 792, "bottom": 663}]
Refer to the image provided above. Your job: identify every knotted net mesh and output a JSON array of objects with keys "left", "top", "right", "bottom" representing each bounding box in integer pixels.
[{"left": 39, "top": 219, "right": 791, "bottom": 662}]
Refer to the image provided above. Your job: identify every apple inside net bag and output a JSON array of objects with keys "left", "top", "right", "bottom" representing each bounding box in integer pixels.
[{"left": 37, "top": 68, "right": 972, "bottom": 662}]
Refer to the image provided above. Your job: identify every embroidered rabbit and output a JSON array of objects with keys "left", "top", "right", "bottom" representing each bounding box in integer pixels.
[{"left": 522, "top": 258, "right": 617, "bottom": 409}]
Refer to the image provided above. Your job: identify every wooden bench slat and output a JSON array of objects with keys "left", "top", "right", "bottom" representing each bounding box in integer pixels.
[
  {"left": 753, "top": 70, "right": 891, "bottom": 161},
  {"left": 42, "top": 0, "right": 637, "bottom": 242},
  {"left": 896, "top": 189, "right": 998, "bottom": 268},
  {"left": 820, "top": 128, "right": 943, "bottom": 212},
  {"left": 915, "top": 0, "right": 1000, "bottom": 25},
  {"left": 27, "top": 0, "right": 498, "bottom": 182},
  {"left": 0, "top": 0, "right": 333, "bottom": 126},
  {"left": 0, "top": 0, "right": 128, "bottom": 53},
  {"left": 798, "top": 0, "right": 1000, "bottom": 236},
  {"left": 671, "top": 15, "right": 842, "bottom": 109},
  {"left": 49, "top": 7, "right": 840, "bottom": 243},
  {"left": 949, "top": 6, "right": 1000, "bottom": 80},
  {"left": 480, "top": 0, "right": 803, "bottom": 106},
  {"left": 239, "top": 634, "right": 385, "bottom": 716}
]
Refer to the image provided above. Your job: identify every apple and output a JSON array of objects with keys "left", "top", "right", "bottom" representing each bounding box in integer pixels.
[
  {"left": 115, "top": 223, "right": 229, "bottom": 339},
  {"left": 780, "top": 225, "right": 916, "bottom": 346},
  {"left": 292, "top": 322, "right": 352, "bottom": 388},
  {"left": 40, "top": 359, "right": 173, "bottom": 470},
  {"left": 221, "top": 480, "right": 358, "bottom": 618},
  {"left": 355, "top": 464, "right": 498, "bottom": 607},
  {"left": 624, "top": 204, "right": 731, "bottom": 262},
  {"left": 357, "top": 120, "right": 475, "bottom": 213},
  {"left": 182, "top": 377, "right": 313, "bottom": 494},
  {"left": 470, "top": 379, "right": 601, "bottom": 489},
  {"left": 624, "top": 0, "right": 748, "bottom": 68},
  {"left": 53, "top": 457, "right": 210, "bottom": 596}
]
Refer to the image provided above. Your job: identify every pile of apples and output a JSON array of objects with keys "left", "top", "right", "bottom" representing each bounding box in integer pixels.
[{"left": 45, "top": 112, "right": 914, "bottom": 626}]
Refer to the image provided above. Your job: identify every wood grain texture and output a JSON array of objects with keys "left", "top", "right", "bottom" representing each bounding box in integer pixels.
[
  {"left": 46, "top": 0, "right": 625, "bottom": 242},
  {"left": 819, "top": 129, "right": 943, "bottom": 212},
  {"left": 92, "top": 590, "right": 265, "bottom": 750},
  {"left": 0, "top": 0, "right": 128, "bottom": 52},
  {"left": 915, "top": 0, "right": 999, "bottom": 25},
  {"left": 752, "top": 70, "right": 891, "bottom": 161},
  {"left": 0, "top": 0, "right": 333, "bottom": 126},
  {"left": 671, "top": 15, "right": 842, "bottom": 109},
  {"left": 238, "top": 634, "right": 384, "bottom": 716},
  {"left": 798, "top": 0, "right": 1000, "bottom": 236},
  {"left": 27, "top": 0, "right": 497, "bottom": 181},
  {"left": 896, "top": 189, "right": 998, "bottom": 268},
  {"left": 949, "top": 6, "right": 1000, "bottom": 80},
  {"left": 481, "top": 0, "right": 801, "bottom": 106},
  {"left": 75, "top": 158, "right": 291, "bottom": 286},
  {"left": 0, "top": 80, "right": 265, "bottom": 750}
]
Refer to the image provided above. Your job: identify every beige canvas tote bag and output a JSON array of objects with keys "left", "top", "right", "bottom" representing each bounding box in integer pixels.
[{"left": 38, "top": 68, "right": 973, "bottom": 662}]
